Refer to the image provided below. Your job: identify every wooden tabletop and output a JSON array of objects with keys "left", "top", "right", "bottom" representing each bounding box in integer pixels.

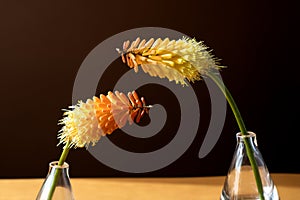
[{"left": 0, "top": 173, "right": 299, "bottom": 200}]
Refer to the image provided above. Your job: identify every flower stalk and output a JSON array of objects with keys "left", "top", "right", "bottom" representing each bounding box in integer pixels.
[
  {"left": 117, "top": 37, "right": 266, "bottom": 199},
  {"left": 207, "top": 72, "right": 265, "bottom": 200}
]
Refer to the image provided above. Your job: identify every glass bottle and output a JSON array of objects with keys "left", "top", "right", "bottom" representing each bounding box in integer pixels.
[
  {"left": 36, "top": 161, "right": 75, "bottom": 200},
  {"left": 220, "top": 132, "right": 279, "bottom": 200}
]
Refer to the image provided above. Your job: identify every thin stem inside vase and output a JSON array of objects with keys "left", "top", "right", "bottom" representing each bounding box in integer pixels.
[
  {"left": 207, "top": 72, "right": 265, "bottom": 200},
  {"left": 47, "top": 140, "right": 71, "bottom": 200}
]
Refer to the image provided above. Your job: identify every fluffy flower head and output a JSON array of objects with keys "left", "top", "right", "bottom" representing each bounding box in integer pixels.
[
  {"left": 58, "top": 91, "right": 150, "bottom": 148},
  {"left": 117, "top": 37, "right": 222, "bottom": 85}
]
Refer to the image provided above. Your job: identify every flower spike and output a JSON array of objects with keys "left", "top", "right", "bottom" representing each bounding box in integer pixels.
[
  {"left": 117, "top": 37, "right": 267, "bottom": 200},
  {"left": 58, "top": 90, "right": 150, "bottom": 148},
  {"left": 117, "top": 37, "right": 222, "bottom": 85}
]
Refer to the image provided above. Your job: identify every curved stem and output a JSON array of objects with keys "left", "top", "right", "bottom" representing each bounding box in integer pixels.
[
  {"left": 47, "top": 141, "right": 71, "bottom": 200},
  {"left": 207, "top": 72, "right": 265, "bottom": 200}
]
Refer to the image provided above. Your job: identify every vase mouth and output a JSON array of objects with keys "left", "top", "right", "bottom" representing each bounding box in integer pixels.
[
  {"left": 49, "top": 161, "right": 69, "bottom": 169},
  {"left": 236, "top": 131, "right": 256, "bottom": 138}
]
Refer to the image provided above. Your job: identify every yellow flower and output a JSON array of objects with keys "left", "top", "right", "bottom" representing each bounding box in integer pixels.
[
  {"left": 58, "top": 91, "right": 149, "bottom": 148},
  {"left": 117, "top": 37, "right": 222, "bottom": 85}
]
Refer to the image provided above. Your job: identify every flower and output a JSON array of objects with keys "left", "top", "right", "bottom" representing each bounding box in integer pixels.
[
  {"left": 41, "top": 90, "right": 150, "bottom": 199},
  {"left": 116, "top": 37, "right": 222, "bottom": 85},
  {"left": 117, "top": 37, "right": 266, "bottom": 200},
  {"left": 58, "top": 90, "right": 150, "bottom": 148}
]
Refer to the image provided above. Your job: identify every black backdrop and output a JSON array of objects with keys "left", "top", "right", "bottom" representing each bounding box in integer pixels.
[{"left": 0, "top": 0, "right": 298, "bottom": 178}]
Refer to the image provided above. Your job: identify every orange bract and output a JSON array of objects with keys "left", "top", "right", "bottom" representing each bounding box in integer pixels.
[{"left": 58, "top": 90, "right": 149, "bottom": 148}]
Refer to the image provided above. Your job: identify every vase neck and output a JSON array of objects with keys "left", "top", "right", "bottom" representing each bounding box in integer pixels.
[
  {"left": 236, "top": 131, "right": 257, "bottom": 146},
  {"left": 48, "top": 161, "right": 70, "bottom": 177}
]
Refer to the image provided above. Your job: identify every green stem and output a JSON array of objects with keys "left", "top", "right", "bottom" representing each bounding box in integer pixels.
[
  {"left": 207, "top": 72, "right": 265, "bottom": 200},
  {"left": 58, "top": 141, "right": 71, "bottom": 166},
  {"left": 47, "top": 140, "right": 71, "bottom": 200}
]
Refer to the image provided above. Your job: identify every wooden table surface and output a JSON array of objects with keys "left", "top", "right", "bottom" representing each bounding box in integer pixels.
[{"left": 0, "top": 173, "right": 299, "bottom": 200}]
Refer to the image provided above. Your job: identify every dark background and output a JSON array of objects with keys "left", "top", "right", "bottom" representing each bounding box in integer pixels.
[{"left": 0, "top": 0, "right": 298, "bottom": 178}]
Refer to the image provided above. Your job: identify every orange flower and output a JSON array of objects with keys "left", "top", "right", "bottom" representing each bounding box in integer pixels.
[{"left": 58, "top": 91, "right": 150, "bottom": 148}]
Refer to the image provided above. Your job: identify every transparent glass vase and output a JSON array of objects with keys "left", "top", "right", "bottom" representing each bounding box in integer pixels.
[
  {"left": 220, "top": 132, "right": 279, "bottom": 200},
  {"left": 36, "top": 161, "right": 75, "bottom": 200}
]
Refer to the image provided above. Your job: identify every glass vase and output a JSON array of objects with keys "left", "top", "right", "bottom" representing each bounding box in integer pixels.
[
  {"left": 36, "top": 161, "right": 75, "bottom": 200},
  {"left": 220, "top": 132, "right": 279, "bottom": 200}
]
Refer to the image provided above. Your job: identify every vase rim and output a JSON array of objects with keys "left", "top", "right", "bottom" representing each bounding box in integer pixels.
[
  {"left": 49, "top": 161, "right": 69, "bottom": 169},
  {"left": 236, "top": 131, "right": 256, "bottom": 138}
]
